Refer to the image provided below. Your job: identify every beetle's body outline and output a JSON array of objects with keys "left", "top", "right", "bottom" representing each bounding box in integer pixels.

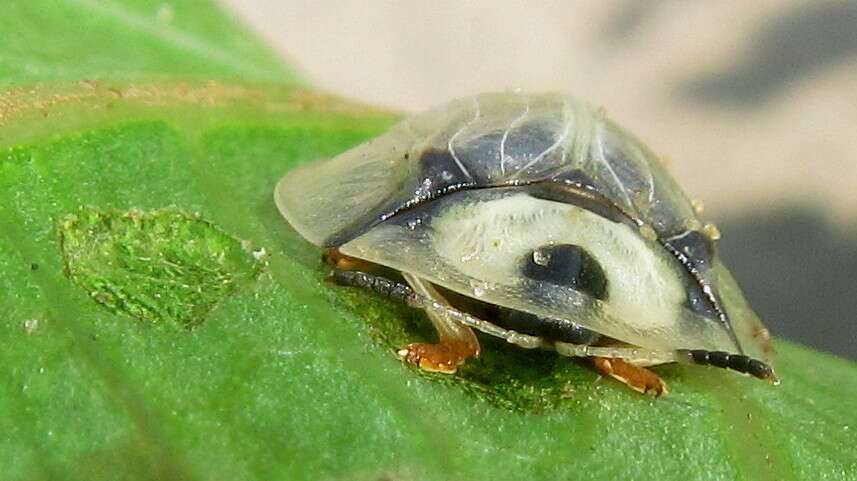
[{"left": 275, "top": 92, "right": 776, "bottom": 395}]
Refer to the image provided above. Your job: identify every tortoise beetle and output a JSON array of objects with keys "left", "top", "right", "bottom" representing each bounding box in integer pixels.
[{"left": 275, "top": 92, "right": 777, "bottom": 396}]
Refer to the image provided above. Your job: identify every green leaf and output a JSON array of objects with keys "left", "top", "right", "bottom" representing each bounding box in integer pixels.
[
  {"left": 3, "top": 78, "right": 856, "bottom": 481},
  {"left": 0, "top": 0, "right": 300, "bottom": 86},
  {"left": 2, "top": 2, "right": 856, "bottom": 480}
]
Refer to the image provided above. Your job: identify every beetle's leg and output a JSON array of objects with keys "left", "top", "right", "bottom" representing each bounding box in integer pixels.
[
  {"left": 326, "top": 270, "right": 481, "bottom": 374},
  {"left": 591, "top": 357, "right": 668, "bottom": 396},
  {"left": 397, "top": 273, "right": 480, "bottom": 374},
  {"left": 554, "top": 342, "right": 679, "bottom": 364},
  {"left": 554, "top": 342, "right": 671, "bottom": 396},
  {"left": 322, "top": 247, "right": 375, "bottom": 271}
]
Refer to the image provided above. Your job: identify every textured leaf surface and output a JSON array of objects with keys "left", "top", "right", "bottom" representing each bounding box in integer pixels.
[
  {"left": 1, "top": 1, "right": 856, "bottom": 480},
  {"left": 58, "top": 206, "right": 265, "bottom": 328},
  {"left": 2, "top": 79, "right": 856, "bottom": 481},
  {"left": 0, "top": 0, "right": 299, "bottom": 86}
]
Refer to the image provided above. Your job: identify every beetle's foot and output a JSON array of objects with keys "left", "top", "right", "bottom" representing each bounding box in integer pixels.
[
  {"left": 592, "top": 357, "right": 668, "bottom": 396},
  {"left": 397, "top": 341, "right": 477, "bottom": 374},
  {"left": 323, "top": 248, "right": 374, "bottom": 271}
]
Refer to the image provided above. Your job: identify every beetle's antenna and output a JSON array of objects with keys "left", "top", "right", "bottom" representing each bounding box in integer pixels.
[
  {"left": 327, "top": 269, "right": 415, "bottom": 304},
  {"left": 327, "top": 270, "right": 778, "bottom": 384},
  {"left": 553, "top": 343, "right": 777, "bottom": 383},
  {"left": 676, "top": 349, "right": 779, "bottom": 384}
]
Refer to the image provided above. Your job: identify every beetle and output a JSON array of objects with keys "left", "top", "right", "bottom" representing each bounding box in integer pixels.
[{"left": 274, "top": 92, "right": 777, "bottom": 396}]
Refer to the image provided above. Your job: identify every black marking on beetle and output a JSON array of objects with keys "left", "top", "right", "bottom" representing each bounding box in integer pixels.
[
  {"left": 447, "top": 133, "right": 504, "bottom": 180},
  {"left": 525, "top": 180, "right": 635, "bottom": 228},
  {"left": 663, "top": 230, "right": 724, "bottom": 321},
  {"left": 521, "top": 244, "right": 609, "bottom": 301},
  {"left": 499, "top": 121, "right": 566, "bottom": 176},
  {"left": 322, "top": 180, "right": 477, "bottom": 248},
  {"left": 685, "top": 283, "right": 720, "bottom": 320},
  {"left": 666, "top": 230, "right": 715, "bottom": 271},
  {"left": 496, "top": 309, "right": 601, "bottom": 345},
  {"left": 418, "top": 149, "right": 479, "bottom": 192},
  {"left": 658, "top": 228, "right": 737, "bottom": 352},
  {"left": 552, "top": 169, "right": 601, "bottom": 193}
]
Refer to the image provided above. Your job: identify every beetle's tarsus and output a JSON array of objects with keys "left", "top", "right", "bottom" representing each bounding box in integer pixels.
[
  {"left": 397, "top": 340, "right": 478, "bottom": 374},
  {"left": 401, "top": 273, "right": 481, "bottom": 369},
  {"left": 592, "top": 357, "right": 668, "bottom": 396}
]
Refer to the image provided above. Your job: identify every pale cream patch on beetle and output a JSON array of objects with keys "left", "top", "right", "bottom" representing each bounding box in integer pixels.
[{"left": 429, "top": 193, "right": 687, "bottom": 330}]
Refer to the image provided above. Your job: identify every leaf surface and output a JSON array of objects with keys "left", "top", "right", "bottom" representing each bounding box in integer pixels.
[{"left": 1, "top": 2, "right": 855, "bottom": 480}]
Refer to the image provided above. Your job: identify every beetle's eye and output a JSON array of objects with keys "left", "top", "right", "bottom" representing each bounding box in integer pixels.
[{"left": 521, "top": 244, "right": 608, "bottom": 300}]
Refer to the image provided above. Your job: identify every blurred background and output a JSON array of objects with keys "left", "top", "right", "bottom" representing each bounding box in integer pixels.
[{"left": 220, "top": 0, "right": 857, "bottom": 361}]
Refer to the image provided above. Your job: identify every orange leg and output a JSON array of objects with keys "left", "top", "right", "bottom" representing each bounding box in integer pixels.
[
  {"left": 326, "top": 263, "right": 480, "bottom": 374},
  {"left": 397, "top": 340, "right": 479, "bottom": 374},
  {"left": 397, "top": 273, "right": 480, "bottom": 374},
  {"left": 323, "top": 248, "right": 375, "bottom": 271},
  {"left": 592, "top": 357, "right": 668, "bottom": 396}
]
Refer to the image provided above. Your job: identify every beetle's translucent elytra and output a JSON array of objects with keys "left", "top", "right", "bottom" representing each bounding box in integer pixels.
[{"left": 276, "top": 92, "right": 777, "bottom": 395}]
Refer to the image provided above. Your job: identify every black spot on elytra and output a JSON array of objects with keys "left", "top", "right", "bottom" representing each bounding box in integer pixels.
[{"left": 521, "top": 244, "right": 608, "bottom": 301}]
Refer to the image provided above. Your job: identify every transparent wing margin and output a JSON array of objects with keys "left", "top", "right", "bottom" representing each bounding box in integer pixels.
[{"left": 274, "top": 97, "right": 478, "bottom": 246}]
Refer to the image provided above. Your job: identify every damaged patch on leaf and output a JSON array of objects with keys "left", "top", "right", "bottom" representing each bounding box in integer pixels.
[{"left": 58, "top": 207, "right": 265, "bottom": 328}]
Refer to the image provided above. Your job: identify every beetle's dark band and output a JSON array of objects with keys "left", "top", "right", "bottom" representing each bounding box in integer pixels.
[
  {"left": 677, "top": 349, "right": 777, "bottom": 382},
  {"left": 327, "top": 270, "right": 417, "bottom": 306},
  {"left": 324, "top": 180, "right": 627, "bottom": 247}
]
